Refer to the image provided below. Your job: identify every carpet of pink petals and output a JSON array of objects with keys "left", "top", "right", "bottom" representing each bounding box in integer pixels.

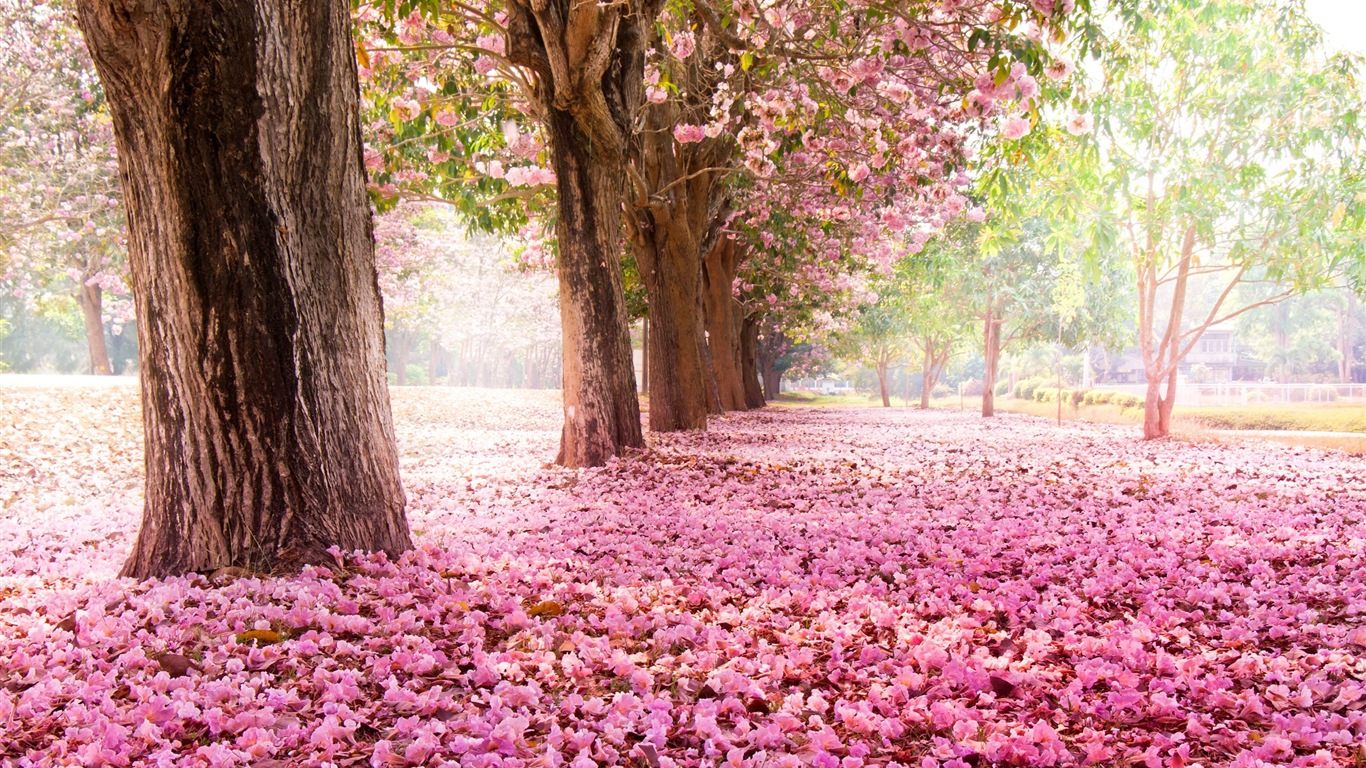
[{"left": 2, "top": 380, "right": 1365, "bottom": 768}]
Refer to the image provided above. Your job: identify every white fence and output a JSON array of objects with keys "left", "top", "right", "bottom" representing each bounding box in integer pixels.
[{"left": 1087, "top": 383, "right": 1366, "bottom": 407}]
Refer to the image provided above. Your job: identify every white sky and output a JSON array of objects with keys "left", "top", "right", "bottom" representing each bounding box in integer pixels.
[{"left": 1304, "top": 0, "right": 1366, "bottom": 56}]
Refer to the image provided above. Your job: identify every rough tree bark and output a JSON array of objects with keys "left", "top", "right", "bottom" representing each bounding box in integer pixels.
[
  {"left": 506, "top": 0, "right": 647, "bottom": 466},
  {"left": 702, "top": 238, "right": 747, "bottom": 411},
  {"left": 631, "top": 213, "right": 709, "bottom": 430},
  {"left": 77, "top": 0, "right": 410, "bottom": 578},
  {"left": 740, "top": 313, "right": 765, "bottom": 408},
  {"left": 625, "top": 104, "right": 728, "bottom": 431},
  {"left": 76, "top": 281, "right": 113, "bottom": 375}
]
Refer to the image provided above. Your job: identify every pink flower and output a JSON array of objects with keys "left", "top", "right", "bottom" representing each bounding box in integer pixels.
[
  {"left": 669, "top": 32, "right": 696, "bottom": 60},
  {"left": 673, "top": 124, "right": 706, "bottom": 143},
  {"left": 1000, "top": 115, "right": 1031, "bottom": 140},
  {"left": 1066, "top": 113, "right": 1094, "bottom": 136}
]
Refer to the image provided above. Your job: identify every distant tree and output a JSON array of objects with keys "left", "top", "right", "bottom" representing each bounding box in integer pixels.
[
  {"left": 1064, "top": 0, "right": 1366, "bottom": 438},
  {"left": 0, "top": 0, "right": 127, "bottom": 374}
]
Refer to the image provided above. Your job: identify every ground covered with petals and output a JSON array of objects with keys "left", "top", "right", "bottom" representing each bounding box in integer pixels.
[{"left": 2, "top": 381, "right": 1364, "bottom": 768}]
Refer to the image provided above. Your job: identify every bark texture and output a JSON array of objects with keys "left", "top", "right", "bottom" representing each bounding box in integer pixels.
[
  {"left": 507, "top": 0, "right": 647, "bottom": 466},
  {"left": 739, "top": 314, "right": 765, "bottom": 408},
  {"left": 78, "top": 0, "right": 410, "bottom": 578},
  {"left": 703, "top": 238, "right": 747, "bottom": 411},
  {"left": 757, "top": 329, "right": 786, "bottom": 402},
  {"left": 625, "top": 105, "right": 727, "bottom": 431},
  {"left": 77, "top": 282, "right": 112, "bottom": 375}
]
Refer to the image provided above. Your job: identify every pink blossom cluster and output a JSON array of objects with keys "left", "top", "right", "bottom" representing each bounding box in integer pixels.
[{"left": 4, "top": 382, "right": 1362, "bottom": 766}]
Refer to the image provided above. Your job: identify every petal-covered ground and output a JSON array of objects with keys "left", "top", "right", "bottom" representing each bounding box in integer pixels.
[{"left": 1, "top": 380, "right": 1364, "bottom": 768}]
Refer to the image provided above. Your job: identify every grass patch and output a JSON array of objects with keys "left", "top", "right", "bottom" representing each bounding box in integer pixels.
[
  {"left": 1176, "top": 405, "right": 1366, "bottom": 433},
  {"left": 943, "top": 396, "right": 1366, "bottom": 435},
  {"left": 772, "top": 392, "right": 881, "bottom": 407}
]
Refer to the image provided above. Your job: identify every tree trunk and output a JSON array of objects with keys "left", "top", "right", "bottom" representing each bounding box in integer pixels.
[
  {"left": 393, "top": 327, "right": 414, "bottom": 386},
  {"left": 428, "top": 337, "right": 441, "bottom": 385},
  {"left": 757, "top": 329, "right": 785, "bottom": 402},
  {"left": 77, "top": 0, "right": 410, "bottom": 578},
  {"left": 876, "top": 360, "right": 890, "bottom": 407},
  {"left": 1142, "top": 376, "right": 1165, "bottom": 440},
  {"left": 981, "top": 305, "right": 1002, "bottom": 417},
  {"left": 505, "top": 0, "right": 649, "bottom": 466},
  {"left": 1339, "top": 293, "right": 1353, "bottom": 384},
  {"left": 919, "top": 343, "right": 933, "bottom": 410},
  {"left": 76, "top": 281, "right": 112, "bottom": 375},
  {"left": 703, "top": 238, "right": 747, "bottom": 411},
  {"left": 641, "top": 316, "right": 649, "bottom": 394},
  {"left": 545, "top": 107, "right": 644, "bottom": 466},
  {"left": 635, "top": 229, "right": 709, "bottom": 431},
  {"left": 740, "top": 313, "right": 765, "bottom": 408}
]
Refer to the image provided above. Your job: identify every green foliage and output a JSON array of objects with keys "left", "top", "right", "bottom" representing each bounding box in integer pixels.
[{"left": 1013, "top": 376, "right": 1052, "bottom": 400}]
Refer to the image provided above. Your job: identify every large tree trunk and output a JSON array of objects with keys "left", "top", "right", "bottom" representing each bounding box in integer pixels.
[
  {"left": 981, "top": 305, "right": 1002, "bottom": 417},
  {"left": 703, "top": 238, "right": 747, "bottom": 411},
  {"left": 76, "top": 281, "right": 112, "bottom": 375},
  {"left": 78, "top": 0, "right": 410, "bottom": 579},
  {"left": 506, "top": 0, "right": 648, "bottom": 466},
  {"left": 634, "top": 227, "right": 709, "bottom": 431},
  {"left": 740, "top": 313, "right": 765, "bottom": 408},
  {"left": 544, "top": 107, "right": 644, "bottom": 466}
]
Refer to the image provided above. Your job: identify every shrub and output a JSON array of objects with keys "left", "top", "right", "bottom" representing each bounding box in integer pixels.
[
  {"left": 932, "top": 384, "right": 953, "bottom": 398},
  {"left": 1113, "top": 393, "right": 1142, "bottom": 409},
  {"left": 961, "top": 379, "right": 984, "bottom": 397},
  {"left": 1014, "top": 377, "right": 1050, "bottom": 400},
  {"left": 994, "top": 379, "right": 1011, "bottom": 397},
  {"left": 404, "top": 364, "right": 428, "bottom": 386},
  {"left": 1070, "top": 389, "right": 1087, "bottom": 408},
  {"left": 1035, "top": 387, "right": 1071, "bottom": 403}
]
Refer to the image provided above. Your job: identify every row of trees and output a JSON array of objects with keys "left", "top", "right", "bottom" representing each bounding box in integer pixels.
[{"left": 4, "top": 0, "right": 1360, "bottom": 577}]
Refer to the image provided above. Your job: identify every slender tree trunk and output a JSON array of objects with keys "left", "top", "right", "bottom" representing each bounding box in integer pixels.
[
  {"left": 1158, "top": 366, "right": 1178, "bottom": 435},
  {"left": 876, "top": 359, "right": 890, "bottom": 407},
  {"left": 545, "top": 107, "right": 644, "bottom": 466},
  {"left": 77, "top": 0, "right": 410, "bottom": 578},
  {"left": 919, "top": 342, "right": 932, "bottom": 410},
  {"left": 428, "top": 337, "right": 441, "bottom": 385},
  {"left": 703, "top": 238, "right": 747, "bottom": 411},
  {"left": 1139, "top": 224, "right": 1196, "bottom": 440},
  {"left": 981, "top": 305, "right": 1001, "bottom": 417},
  {"left": 740, "top": 313, "right": 765, "bottom": 408},
  {"left": 76, "top": 281, "right": 113, "bottom": 375},
  {"left": 1339, "top": 293, "right": 1353, "bottom": 384},
  {"left": 1142, "top": 377, "right": 1162, "bottom": 439},
  {"left": 393, "top": 328, "right": 414, "bottom": 386}
]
